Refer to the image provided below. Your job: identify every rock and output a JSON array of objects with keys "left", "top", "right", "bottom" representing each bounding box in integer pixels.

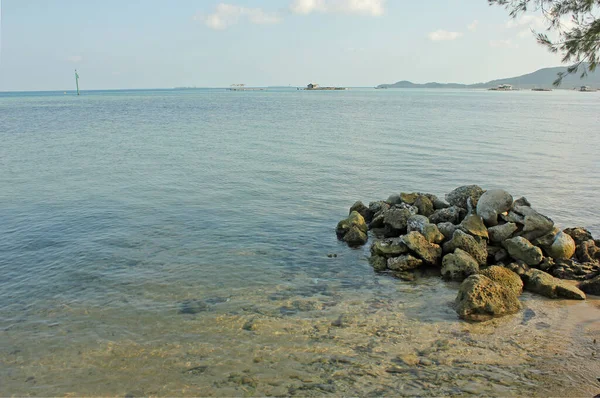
[
  {"left": 532, "top": 227, "right": 560, "bottom": 248},
  {"left": 501, "top": 211, "right": 525, "bottom": 224},
  {"left": 349, "top": 201, "right": 371, "bottom": 222},
  {"left": 503, "top": 237, "right": 543, "bottom": 266},
  {"left": 505, "top": 261, "right": 530, "bottom": 278},
  {"left": 387, "top": 194, "right": 403, "bottom": 205},
  {"left": 487, "top": 246, "right": 509, "bottom": 263},
  {"left": 576, "top": 240, "right": 600, "bottom": 263},
  {"left": 445, "top": 185, "right": 485, "bottom": 209},
  {"left": 383, "top": 207, "right": 415, "bottom": 232},
  {"left": 387, "top": 254, "right": 424, "bottom": 271},
  {"left": 459, "top": 214, "right": 489, "bottom": 240},
  {"left": 579, "top": 275, "right": 600, "bottom": 296},
  {"left": 488, "top": 222, "right": 518, "bottom": 243},
  {"left": 415, "top": 195, "right": 434, "bottom": 217},
  {"left": 443, "top": 230, "right": 487, "bottom": 266},
  {"left": 407, "top": 215, "right": 444, "bottom": 244},
  {"left": 400, "top": 192, "right": 418, "bottom": 204},
  {"left": 401, "top": 231, "right": 442, "bottom": 265},
  {"left": 369, "top": 255, "right": 387, "bottom": 271},
  {"left": 178, "top": 299, "right": 210, "bottom": 314},
  {"left": 552, "top": 260, "right": 600, "bottom": 281},
  {"left": 511, "top": 200, "right": 554, "bottom": 241},
  {"left": 437, "top": 222, "right": 457, "bottom": 240},
  {"left": 441, "top": 249, "right": 479, "bottom": 281},
  {"left": 563, "top": 227, "right": 595, "bottom": 246},
  {"left": 545, "top": 231, "right": 576, "bottom": 260},
  {"left": 538, "top": 257, "right": 555, "bottom": 271},
  {"left": 423, "top": 193, "right": 449, "bottom": 210},
  {"left": 343, "top": 226, "right": 368, "bottom": 247},
  {"left": 479, "top": 265, "right": 523, "bottom": 296},
  {"left": 370, "top": 238, "right": 409, "bottom": 258},
  {"left": 476, "top": 189, "right": 513, "bottom": 227},
  {"left": 429, "top": 206, "right": 464, "bottom": 225},
  {"left": 336, "top": 211, "right": 368, "bottom": 238},
  {"left": 455, "top": 274, "right": 522, "bottom": 322},
  {"left": 524, "top": 269, "right": 586, "bottom": 300}
]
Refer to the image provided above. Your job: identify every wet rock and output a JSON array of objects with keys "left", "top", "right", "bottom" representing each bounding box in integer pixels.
[
  {"left": 441, "top": 248, "right": 479, "bottom": 281},
  {"left": 524, "top": 269, "right": 586, "bottom": 300},
  {"left": 387, "top": 254, "right": 424, "bottom": 271},
  {"left": 552, "top": 259, "right": 600, "bottom": 280},
  {"left": 401, "top": 231, "right": 442, "bottom": 265},
  {"left": 429, "top": 206, "right": 464, "bottom": 225},
  {"left": 368, "top": 255, "right": 387, "bottom": 272},
  {"left": 443, "top": 230, "right": 487, "bottom": 266},
  {"left": 576, "top": 240, "right": 600, "bottom": 263},
  {"left": 407, "top": 215, "right": 429, "bottom": 232},
  {"left": 393, "top": 271, "right": 417, "bottom": 281},
  {"left": 407, "top": 215, "right": 443, "bottom": 244},
  {"left": 178, "top": 299, "right": 210, "bottom": 314},
  {"left": 370, "top": 238, "right": 409, "bottom": 258},
  {"left": 400, "top": 192, "right": 419, "bottom": 204},
  {"left": 503, "top": 236, "right": 543, "bottom": 266},
  {"left": 538, "top": 257, "right": 555, "bottom": 272},
  {"left": 511, "top": 199, "right": 554, "bottom": 241},
  {"left": 459, "top": 214, "right": 489, "bottom": 240},
  {"left": 415, "top": 195, "right": 434, "bottom": 217},
  {"left": 502, "top": 211, "right": 525, "bottom": 224},
  {"left": 479, "top": 265, "right": 523, "bottom": 296},
  {"left": 579, "top": 275, "right": 600, "bottom": 296},
  {"left": 424, "top": 193, "right": 449, "bottom": 210},
  {"left": 383, "top": 207, "right": 415, "bottom": 232},
  {"left": 336, "top": 211, "right": 368, "bottom": 247},
  {"left": 476, "top": 189, "right": 513, "bottom": 227},
  {"left": 387, "top": 194, "right": 403, "bottom": 205},
  {"left": 349, "top": 201, "right": 371, "bottom": 222},
  {"left": 545, "top": 231, "right": 576, "bottom": 260},
  {"left": 437, "top": 222, "right": 457, "bottom": 240},
  {"left": 331, "top": 314, "right": 356, "bottom": 327},
  {"left": 488, "top": 222, "right": 518, "bottom": 244},
  {"left": 445, "top": 185, "right": 485, "bottom": 209},
  {"left": 422, "top": 223, "right": 445, "bottom": 244},
  {"left": 455, "top": 274, "right": 521, "bottom": 322},
  {"left": 291, "top": 299, "right": 323, "bottom": 311},
  {"left": 505, "top": 261, "right": 530, "bottom": 278},
  {"left": 563, "top": 227, "right": 594, "bottom": 246}
]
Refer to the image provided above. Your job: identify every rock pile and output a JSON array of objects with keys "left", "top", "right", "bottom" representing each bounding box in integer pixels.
[{"left": 336, "top": 185, "right": 600, "bottom": 322}]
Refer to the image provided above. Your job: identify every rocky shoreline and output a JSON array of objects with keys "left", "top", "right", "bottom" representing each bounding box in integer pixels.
[{"left": 336, "top": 185, "right": 600, "bottom": 321}]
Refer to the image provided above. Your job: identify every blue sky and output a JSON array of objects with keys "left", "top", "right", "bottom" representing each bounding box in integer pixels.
[{"left": 0, "top": 0, "right": 565, "bottom": 91}]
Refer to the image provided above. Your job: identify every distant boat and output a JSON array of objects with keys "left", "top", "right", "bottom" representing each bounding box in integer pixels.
[
  {"left": 532, "top": 88, "right": 552, "bottom": 91},
  {"left": 488, "top": 84, "right": 515, "bottom": 91},
  {"left": 303, "top": 83, "right": 348, "bottom": 91},
  {"left": 578, "top": 85, "right": 597, "bottom": 92}
]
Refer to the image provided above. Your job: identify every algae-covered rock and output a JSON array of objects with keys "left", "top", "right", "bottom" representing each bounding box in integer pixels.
[
  {"left": 343, "top": 227, "right": 368, "bottom": 247},
  {"left": 476, "top": 189, "right": 513, "bottom": 227},
  {"left": 400, "top": 192, "right": 419, "bottom": 204},
  {"left": 407, "top": 215, "right": 444, "bottom": 244},
  {"left": 401, "top": 231, "right": 442, "bottom": 265},
  {"left": 387, "top": 254, "right": 424, "bottom": 271},
  {"left": 443, "top": 230, "right": 487, "bottom": 266},
  {"left": 479, "top": 265, "right": 523, "bottom": 296},
  {"left": 445, "top": 185, "right": 485, "bottom": 209},
  {"left": 383, "top": 207, "right": 415, "bottom": 232},
  {"left": 415, "top": 195, "right": 434, "bottom": 217},
  {"left": 459, "top": 214, "right": 489, "bottom": 240},
  {"left": 524, "top": 269, "right": 586, "bottom": 300},
  {"left": 503, "top": 236, "right": 543, "bottom": 266},
  {"left": 349, "top": 201, "right": 371, "bottom": 222},
  {"left": 441, "top": 249, "right": 479, "bottom": 281},
  {"left": 336, "top": 211, "right": 368, "bottom": 247},
  {"left": 437, "top": 222, "right": 457, "bottom": 240},
  {"left": 370, "top": 238, "right": 409, "bottom": 258},
  {"left": 455, "top": 274, "right": 521, "bottom": 322},
  {"left": 369, "top": 255, "right": 388, "bottom": 272}
]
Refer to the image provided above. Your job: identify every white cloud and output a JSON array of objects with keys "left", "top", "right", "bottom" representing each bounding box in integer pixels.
[
  {"left": 428, "top": 30, "right": 463, "bottom": 41},
  {"left": 467, "top": 20, "right": 478, "bottom": 32},
  {"left": 290, "top": 0, "right": 385, "bottom": 16},
  {"left": 506, "top": 14, "right": 546, "bottom": 29},
  {"left": 489, "top": 39, "right": 518, "bottom": 48},
  {"left": 67, "top": 55, "right": 83, "bottom": 63},
  {"left": 196, "top": 3, "right": 281, "bottom": 30}
]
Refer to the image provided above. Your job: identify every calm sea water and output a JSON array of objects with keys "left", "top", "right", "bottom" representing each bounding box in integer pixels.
[{"left": 1, "top": 88, "right": 600, "bottom": 396}]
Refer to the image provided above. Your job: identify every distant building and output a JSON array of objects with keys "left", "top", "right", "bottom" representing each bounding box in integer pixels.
[{"left": 307, "top": 83, "right": 319, "bottom": 89}]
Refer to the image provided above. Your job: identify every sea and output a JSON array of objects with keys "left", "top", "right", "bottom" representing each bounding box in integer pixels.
[{"left": 1, "top": 88, "right": 600, "bottom": 396}]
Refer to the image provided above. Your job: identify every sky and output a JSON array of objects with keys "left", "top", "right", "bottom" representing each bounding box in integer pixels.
[{"left": 0, "top": 0, "right": 569, "bottom": 91}]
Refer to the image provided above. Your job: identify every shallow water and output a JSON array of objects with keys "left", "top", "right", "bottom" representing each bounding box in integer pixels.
[{"left": 1, "top": 88, "right": 600, "bottom": 396}]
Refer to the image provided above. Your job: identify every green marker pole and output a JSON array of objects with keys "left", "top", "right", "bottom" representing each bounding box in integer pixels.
[{"left": 75, "top": 69, "right": 80, "bottom": 96}]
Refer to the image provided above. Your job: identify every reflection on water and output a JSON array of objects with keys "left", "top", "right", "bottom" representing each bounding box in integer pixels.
[{"left": 1, "top": 89, "right": 600, "bottom": 396}]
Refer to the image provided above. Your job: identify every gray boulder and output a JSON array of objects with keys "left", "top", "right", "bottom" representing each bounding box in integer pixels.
[
  {"left": 455, "top": 274, "right": 522, "bottom": 322},
  {"left": 445, "top": 185, "right": 485, "bottom": 209},
  {"left": 443, "top": 230, "right": 487, "bottom": 266},
  {"left": 476, "top": 189, "right": 513, "bottom": 226},
  {"left": 387, "top": 254, "right": 424, "bottom": 271},
  {"left": 441, "top": 249, "right": 479, "bottom": 281},
  {"left": 488, "top": 222, "right": 518, "bottom": 243},
  {"left": 524, "top": 269, "right": 586, "bottom": 300},
  {"left": 387, "top": 194, "right": 403, "bottom": 205},
  {"left": 479, "top": 265, "right": 523, "bottom": 297},
  {"left": 503, "top": 236, "right": 543, "bottom": 266},
  {"left": 429, "top": 206, "right": 464, "bottom": 225},
  {"left": 401, "top": 231, "right": 442, "bottom": 265},
  {"left": 511, "top": 198, "right": 554, "bottom": 240},
  {"left": 383, "top": 207, "right": 415, "bottom": 232},
  {"left": 459, "top": 214, "right": 489, "bottom": 240},
  {"left": 437, "top": 222, "right": 457, "bottom": 240},
  {"left": 407, "top": 215, "right": 429, "bottom": 232},
  {"left": 407, "top": 215, "right": 444, "bottom": 244}
]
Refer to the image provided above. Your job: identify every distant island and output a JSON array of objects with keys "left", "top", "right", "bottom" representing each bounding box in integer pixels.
[{"left": 377, "top": 65, "right": 600, "bottom": 90}]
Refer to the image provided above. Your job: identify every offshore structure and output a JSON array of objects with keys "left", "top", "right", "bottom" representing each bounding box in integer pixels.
[{"left": 75, "top": 69, "right": 80, "bottom": 95}]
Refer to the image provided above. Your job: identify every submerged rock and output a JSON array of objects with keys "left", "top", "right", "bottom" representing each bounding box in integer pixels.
[
  {"left": 443, "top": 230, "right": 487, "bottom": 266},
  {"left": 524, "top": 269, "right": 586, "bottom": 300},
  {"left": 503, "top": 236, "right": 543, "bottom": 266},
  {"left": 476, "top": 189, "right": 513, "bottom": 227},
  {"left": 401, "top": 231, "right": 442, "bottom": 265},
  {"left": 441, "top": 248, "right": 479, "bottom": 281},
  {"left": 479, "top": 265, "right": 523, "bottom": 296},
  {"left": 455, "top": 274, "right": 521, "bottom": 322},
  {"left": 445, "top": 185, "right": 485, "bottom": 209}
]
